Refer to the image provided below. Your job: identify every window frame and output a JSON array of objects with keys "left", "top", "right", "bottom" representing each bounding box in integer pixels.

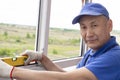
[
  {"left": 36, "top": 0, "right": 86, "bottom": 68},
  {"left": 36, "top": 0, "right": 51, "bottom": 55}
]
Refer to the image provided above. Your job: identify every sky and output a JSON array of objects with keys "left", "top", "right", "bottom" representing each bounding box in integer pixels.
[
  {"left": 0, "top": 0, "right": 120, "bottom": 30},
  {"left": 0, "top": 0, "right": 39, "bottom": 26}
]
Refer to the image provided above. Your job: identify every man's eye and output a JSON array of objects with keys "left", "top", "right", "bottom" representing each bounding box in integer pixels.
[
  {"left": 81, "top": 26, "right": 86, "bottom": 29},
  {"left": 93, "top": 25, "right": 97, "bottom": 27}
]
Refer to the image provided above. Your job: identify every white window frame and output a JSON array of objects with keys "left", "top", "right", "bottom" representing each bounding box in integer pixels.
[
  {"left": 36, "top": 0, "right": 51, "bottom": 55},
  {"left": 36, "top": 0, "right": 88, "bottom": 68}
]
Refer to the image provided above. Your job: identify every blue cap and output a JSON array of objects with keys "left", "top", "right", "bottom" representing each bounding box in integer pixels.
[{"left": 72, "top": 3, "right": 109, "bottom": 24}]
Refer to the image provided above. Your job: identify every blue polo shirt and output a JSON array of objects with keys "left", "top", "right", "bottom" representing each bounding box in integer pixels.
[{"left": 76, "top": 36, "right": 120, "bottom": 80}]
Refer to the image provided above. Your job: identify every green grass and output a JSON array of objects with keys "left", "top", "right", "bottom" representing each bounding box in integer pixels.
[
  {"left": 0, "top": 23, "right": 80, "bottom": 59},
  {"left": 48, "top": 44, "right": 80, "bottom": 60}
]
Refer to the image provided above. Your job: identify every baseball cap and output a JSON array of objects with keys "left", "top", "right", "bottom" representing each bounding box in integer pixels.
[{"left": 72, "top": 3, "right": 109, "bottom": 24}]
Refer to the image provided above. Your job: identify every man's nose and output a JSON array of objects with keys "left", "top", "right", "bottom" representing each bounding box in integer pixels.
[{"left": 86, "top": 29, "right": 94, "bottom": 37}]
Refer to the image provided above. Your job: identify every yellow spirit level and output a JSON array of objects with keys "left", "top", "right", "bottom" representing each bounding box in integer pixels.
[{"left": 1, "top": 56, "right": 28, "bottom": 66}]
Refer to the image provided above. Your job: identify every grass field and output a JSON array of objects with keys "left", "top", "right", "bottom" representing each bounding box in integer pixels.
[{"left": 0, "top": 23, "right": 80, "bottom": 59}]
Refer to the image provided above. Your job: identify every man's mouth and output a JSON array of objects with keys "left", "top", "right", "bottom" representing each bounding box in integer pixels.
[{"left": 86, "top": 39, "right": 97, "bottom": 43}]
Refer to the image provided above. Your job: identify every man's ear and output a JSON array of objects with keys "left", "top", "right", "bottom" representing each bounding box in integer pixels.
[{"left": 107, "top": 19, "right": 113, "bottom": 32}]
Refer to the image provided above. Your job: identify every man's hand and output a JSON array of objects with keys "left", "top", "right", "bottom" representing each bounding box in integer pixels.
[
  {"left": 0, "top": 59, "right": 13, "bottom": 78},
  {"left": 21, "top": 50, "right": 42, "bottom": 65}
]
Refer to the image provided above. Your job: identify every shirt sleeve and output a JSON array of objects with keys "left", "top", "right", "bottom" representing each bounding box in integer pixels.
[{"left": 85, "top": 54, "right": 120, "bottom": 80}]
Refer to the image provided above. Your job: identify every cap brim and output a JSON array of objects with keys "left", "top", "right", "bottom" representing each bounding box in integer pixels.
[
  {"left": 72, "top": 15, "right": 82, "bottom": 24},
  {"left": 72, "top": 11, "right": 102, "bottom": 24}
]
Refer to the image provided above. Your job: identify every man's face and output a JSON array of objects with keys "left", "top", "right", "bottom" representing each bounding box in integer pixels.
[{"left": 79, "top": 15, "right": 112, "bottom": 51}]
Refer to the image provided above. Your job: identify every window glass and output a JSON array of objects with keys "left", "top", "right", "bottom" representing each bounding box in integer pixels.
[
  {"left": 48, "top": 0, "right": 82, "bottom": 60},
  {"left": 0, "top": 0, "right": 39, "bottom": 57},
  {"left": 92, "top": 0, "right": 120, "bottom": 44}
]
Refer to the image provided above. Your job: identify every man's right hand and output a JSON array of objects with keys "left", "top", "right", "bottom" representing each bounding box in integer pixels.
[{"left": 21, "top": 50, "right": 42, "bottom": 65}]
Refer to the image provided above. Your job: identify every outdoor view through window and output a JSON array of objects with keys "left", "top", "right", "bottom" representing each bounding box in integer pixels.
[
  {"left": 0, "top": 0, "right": 81, "bottom": 60},
  {"left": 0, "top": 0, "right": 39, "bottom": 57},
  {"left": 48, "top": 0, "right": 82, "bottom": 60}
]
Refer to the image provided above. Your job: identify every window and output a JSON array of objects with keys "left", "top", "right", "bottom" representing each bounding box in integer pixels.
[
  {"left": 0, "top": 0, "right": 84, "bottom": 63},
  {"left": 0, "top": 0, "right": 39, "bottom": 57},
  {"left": 48, "top": 0, "right": 82, "bottom": 60}
]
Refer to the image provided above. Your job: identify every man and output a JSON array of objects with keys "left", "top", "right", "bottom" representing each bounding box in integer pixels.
[{"left": 0, "top": 3, "right": 120, "bottom": 80}]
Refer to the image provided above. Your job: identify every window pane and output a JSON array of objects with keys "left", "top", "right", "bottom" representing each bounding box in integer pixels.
[
  {"left": 48, "top": 0, "right": 82, "bottom": 60},
  {"left": 0, "top": 0, "right": 39, "bottom": 57}
]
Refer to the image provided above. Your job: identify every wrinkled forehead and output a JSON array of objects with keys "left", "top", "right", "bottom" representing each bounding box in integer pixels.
[{"left": 79, "top": 15, "right": 107, "bottom": 24}]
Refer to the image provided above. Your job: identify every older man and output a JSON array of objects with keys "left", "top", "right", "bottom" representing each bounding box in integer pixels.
[{"left": 0, "top": 3, "right": 120, "bottom": 80}]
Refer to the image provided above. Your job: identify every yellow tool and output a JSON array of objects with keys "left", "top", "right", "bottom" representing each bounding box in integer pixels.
[{"left": 1, "top": 56, "right": 28, "bottom": 66}]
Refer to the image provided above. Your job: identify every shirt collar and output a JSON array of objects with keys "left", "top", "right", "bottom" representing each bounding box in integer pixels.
[{"left": 90, "top": 36, "right": 118, "bottom": 57}]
